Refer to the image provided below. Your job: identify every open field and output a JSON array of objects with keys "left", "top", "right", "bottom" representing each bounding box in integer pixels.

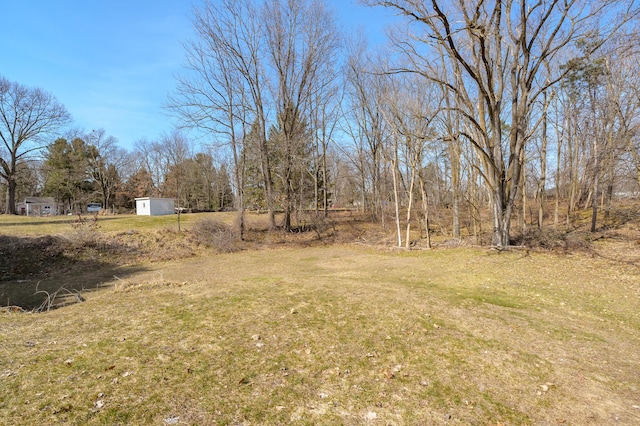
[
  {"left": 0, "top": 212, "right": 238, "bottom": 236},
  {"left": 1, "top": 212, "right": 640, "bottom": 424}
]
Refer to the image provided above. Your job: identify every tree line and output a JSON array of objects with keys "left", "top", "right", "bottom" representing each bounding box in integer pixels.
[
  {"left": 2, "top": 0, "right": 640, "bottom": 248},
  {"left": 169, "top": 0, "right": 640, "bottom": 246},
  {"left": 0, "top": 116, "right": 234, "bottom": 215}
]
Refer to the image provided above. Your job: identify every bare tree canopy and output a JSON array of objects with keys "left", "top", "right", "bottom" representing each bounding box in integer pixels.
[
  {"left": 85, "top": 129, "right": 130, "bottom": 210},
  {"left": 362, "top": 0, "right": 639, "bottom": 246},
  {"left": 264, "top": 0, "right": 341, "bottom": 230},
  {"left": 168, "top": 0, "right": 271, "bottom": 234},
  {"left": 169, "top": 0, "right": 342, "bottom": 232},
  {"left": 0, "top": 75, "right": 71, "bottom": 214}
]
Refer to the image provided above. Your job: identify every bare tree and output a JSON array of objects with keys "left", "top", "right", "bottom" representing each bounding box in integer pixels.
[
  {"left": 85, "top": 129, "right": 130, "bottom": 212},
  {"left": 171, "top": 0, "right": 342, "bottom": 233},
  {"left": 309, "top": 70, "right": 343, "bottom": 218},
  {"left": 134, "top": 138, "right": 165, "bottom": 197},
  {"left": 160, "top": 130, "right": 193, "bottom": 232},
  {"left": 168, "top": 0, "right": 271, "bottom": 237},
  {"left": 616, "top": 44, "right": 640, "bottom": 193},
  {"left": 263, "top": 0, "right": 341, "bottom": 230},
  {"left": 380, "top": 72, "right": 440, "bottom": 248},
  {"left": 344, "top": 39, "right": 388, "bottom": 222},
  {"left": 537, "top": 89, "right": 552, "bottom": 229},
  {"left": 364, "top": 0, "right": 638, "bottom": 246},
  {"left": 0, "top": 75, "right": 71, "bottom": 214},
  {"left": 559, "top": 35, "right": 640, "bottom": 231}
]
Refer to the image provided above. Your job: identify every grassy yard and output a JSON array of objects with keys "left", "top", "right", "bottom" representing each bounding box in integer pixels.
[
  {"left": 1, "top": 239, "right": 640, "bottom": 424},
  {"left": 0, "top": 212, "right": 239, "bottom": 236}
]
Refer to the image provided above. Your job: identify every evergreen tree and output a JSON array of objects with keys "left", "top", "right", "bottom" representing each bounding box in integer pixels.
[{"left": 43, "top": 138, "right": 93, "bottom": 213}]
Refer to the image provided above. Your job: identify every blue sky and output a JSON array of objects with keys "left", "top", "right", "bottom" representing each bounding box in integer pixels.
[{"left": 1, "top": 0, "right": 396, "bottom": 150}]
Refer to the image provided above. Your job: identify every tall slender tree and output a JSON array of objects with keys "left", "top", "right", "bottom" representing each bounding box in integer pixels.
[
  {"left": 85, "top": 129, "right": 129, "bottom": 211},
  {"left": 344, "top": 40, "right": 388, "bottom": 221},
  {"left": 263, "top": 0, "right": 340, "bottom": 230},
  {"left": 169, "top": 0, "right": 273, "bottom": 236},
  {"left": 160, "top": 130, "right": 192, "bottom": 232}
]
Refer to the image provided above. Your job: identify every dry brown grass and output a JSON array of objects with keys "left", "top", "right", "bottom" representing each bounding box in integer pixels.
[
  {"left": 1, "top": 241, "right": 640, "bottom": 424},
  {"left": 1, "top": 208, "right": 640, "bottom": 424}
]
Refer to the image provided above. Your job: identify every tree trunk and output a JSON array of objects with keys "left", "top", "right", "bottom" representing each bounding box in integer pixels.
[
  {"left": 419, "top": 175, "right": 431, "bottom": 249},
  {"left": 6, "top": 177, "right": 16, "bottom": 215},
  {"left": 259, "top": 129, "right": 276, "bottom": 229},
  {"left": 628, "top": 138, "right": 640, "bottom": 190},
  {"left": 236, "top": 205, "right": 245, "bottom": 241},
  {"left": 391, "top": 152, "right": 402, "bottom": 248},
  {"left": 567, "top": 113, "right": 577, "bottom": 228},
  {"left": 539, "top": 93, "right": 548, "bottom": 229},
  {"left": 450, "top": 138, "right": 461, "bottom": 239},
  {"left": 590, "top": 152, "right": 600, "bottom": 233},
  {"left": 590, "top": 86, "right": 600, "bottom": 233},
  {"left": 405, "top": 164, "right": 416, "bottom": 250},
  {"left": 491, "top": 188, "right": 512, "bottom": 247},
  {"left": 521, "top": 149, "right": 527, "bottom": 234},
  {"left": 284, "top": 193, "right": 291, "bottom": 231},
  {"left": 322, "top": 148, "right": 329, "bottom": 218},
  {"left": 603, "top": 144, "right": 615, "bottom": 220},
  {"left": 312, "top": 133, "right": 320, "bottom": 218},
  {"left": 234, "top": 172, "right": 245, "bottom": 241},
  {"left": 554, "top": 113, "right": 562, "bottom": 229},
  {"left": 360, "top": 163, "right": 367, "bottom": 214}
]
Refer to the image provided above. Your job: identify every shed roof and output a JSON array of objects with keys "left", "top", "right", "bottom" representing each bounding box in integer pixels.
[{"left": 23, "top": 197, "right": 56, "bottom": 204}]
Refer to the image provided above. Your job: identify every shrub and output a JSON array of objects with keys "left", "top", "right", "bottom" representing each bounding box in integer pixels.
[
  {"left": 67, "top": 214, "right": 101, "bottom": 248},
  {"left": 514, "top": 228, "right": 592, "bottom": 252},
  {"left": 189, "top": 218, "right": 240, "bottom": 253}
]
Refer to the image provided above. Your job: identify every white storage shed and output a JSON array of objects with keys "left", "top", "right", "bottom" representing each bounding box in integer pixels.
[{"left": 135, "top": 197, "right": 175, "bottom": 216}]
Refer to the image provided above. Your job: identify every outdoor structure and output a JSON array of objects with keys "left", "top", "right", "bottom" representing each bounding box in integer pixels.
[
  {"left": 135, "top": 197, "right": 175, "bottom": 216},
  {"left": 16, "top": 197, "right": 58, "bottom": 216}
]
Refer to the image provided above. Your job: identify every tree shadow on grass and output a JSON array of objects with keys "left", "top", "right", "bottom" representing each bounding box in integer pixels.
[{"left": 0, "top": 234, "right": 149, "bottom": 311}]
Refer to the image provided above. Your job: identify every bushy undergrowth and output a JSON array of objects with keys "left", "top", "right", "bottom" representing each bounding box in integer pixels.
[
  {"left": 66, "top": 214, "right": 102, "bottom": 248},
  {"left": 513, "top": 228, "right": 593, "bottom": 251},
  {"left": 189, "top": 218, "right": 241, "bottom": 253}
]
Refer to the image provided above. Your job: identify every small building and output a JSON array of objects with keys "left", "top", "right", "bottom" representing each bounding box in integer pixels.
[
  {"left": 17, "top": 197, "right": 58, "bottom": 216},
  {"left": 135, "top": 197, "right": 175, "bottom": 216}
]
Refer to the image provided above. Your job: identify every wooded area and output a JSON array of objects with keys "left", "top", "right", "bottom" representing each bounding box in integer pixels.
[{"left": 2, "top": 0, "right": 640, "bottom": 247}]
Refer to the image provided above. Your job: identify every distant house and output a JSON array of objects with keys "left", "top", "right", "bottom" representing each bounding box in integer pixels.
[
  {"left": 135, "top": 197, "right": 175, "bottom": 216},
  {"left": 16, "top": 197, "right": 58, "bottom": 216}
]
